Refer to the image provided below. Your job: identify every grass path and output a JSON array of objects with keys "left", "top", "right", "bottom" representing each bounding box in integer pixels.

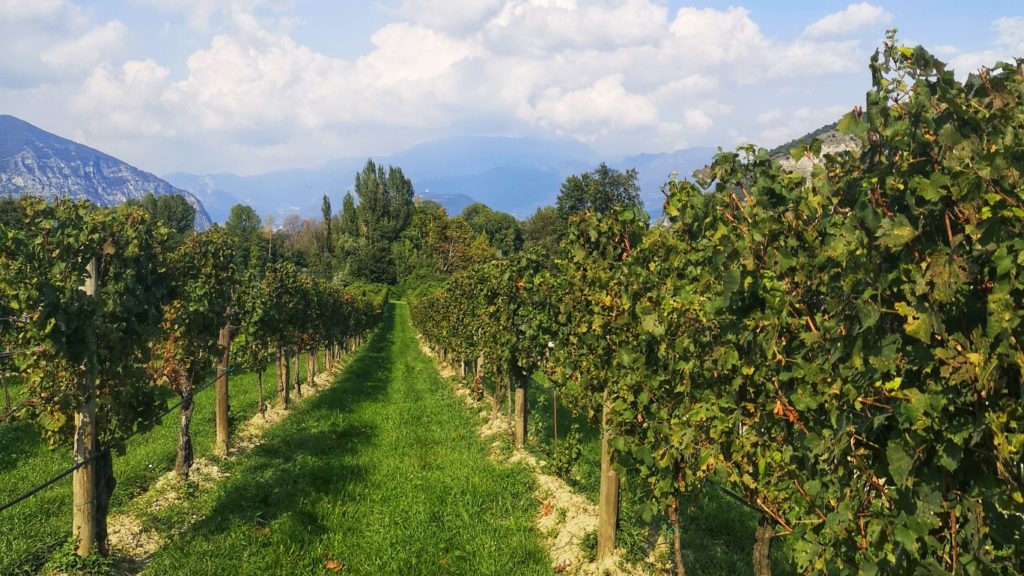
[{"left": 145, "top": 303, "right": 552, "bottom": 576}]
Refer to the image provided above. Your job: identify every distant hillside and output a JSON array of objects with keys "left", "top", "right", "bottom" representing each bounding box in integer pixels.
[
  {"left": 414, "top": 192, "right": 477, "bottom": 215},
  {"left": 771, "top": 122, "right": 861, "bottom": 178},
  {"left": 768, "top": 122, "right": 840, "bottom": 158},
  {"left": 168, "top": 136, "right": 716, "bottom": 222},
  {"left": 165, "top": 158, "right": 366, "bottom": 223},
  {"left": 0, "top": 115, "right": 212, "bottom": 229}
]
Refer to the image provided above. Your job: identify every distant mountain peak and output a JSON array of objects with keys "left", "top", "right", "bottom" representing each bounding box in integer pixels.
[
  {"left": 168, "top": 135, "right": 715, "bottom": 222},
  {"left": 0, "top": 115, "right": 211, "bottom": 228}
]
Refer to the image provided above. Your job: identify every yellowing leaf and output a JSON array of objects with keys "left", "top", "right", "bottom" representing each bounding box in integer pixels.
[{"left": 876, "top": 216, "right": 917, "bottom": 249}]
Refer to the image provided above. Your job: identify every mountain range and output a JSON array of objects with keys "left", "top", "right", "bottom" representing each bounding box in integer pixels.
[
  {"left": 0, "top": 115, "right": 212, "bottom": 229},
  {"left": 0, "top": 113, "right": 718, "bottom": 225},
  {"left": 166, "top": 137, "right": 717, "bottom": 222}
]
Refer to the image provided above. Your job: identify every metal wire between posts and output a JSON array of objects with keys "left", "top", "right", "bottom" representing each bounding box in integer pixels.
[
  {"left": 0, "top": 368, "right": 228, "bottom": 516},
  {"left": 0, "top": 349, "right": 34, "bottom": 361}
]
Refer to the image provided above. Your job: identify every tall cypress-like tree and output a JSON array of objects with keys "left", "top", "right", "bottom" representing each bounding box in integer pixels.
[
  {"left": 321, "top": 195, "right": 332, "bottom": 256},
  {"left": 349, "top": 159, "right": 415, "bottom": 283},
  {"left": 339, "top": 192, "right": 358, "bottom": 238}
]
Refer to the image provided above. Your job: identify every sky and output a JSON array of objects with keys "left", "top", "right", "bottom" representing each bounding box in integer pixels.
[{"left": 1, "top": 1, "right": 1021, "bottom": 176}]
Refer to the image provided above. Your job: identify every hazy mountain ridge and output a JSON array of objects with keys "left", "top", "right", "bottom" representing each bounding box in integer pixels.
[
  {"left": 167, "top": 136, "right": 718, "bottom": 222},
  {"left": 0, "top": 115, "right": 212, "bottom": 229}
]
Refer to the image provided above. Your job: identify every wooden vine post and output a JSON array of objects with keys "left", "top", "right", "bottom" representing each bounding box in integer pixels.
[
  {"left": 278, "top": 347, "right": 290, "bottom": 409},
  {"left": 512, "top": 361, "right": 528, "bottom": 447},
  {"left": 753, "top": 516, "right": 774, "bottom": 576},
  {"left": 215, "top": 323, "right": 231, "bottom": 456},
  {"left": 306, "top": 349, "right": 315, "bottom": 387},
  {"left": 72, "top": 256, "right": 99, "bottom": 557},
  {"left": 596, "top": 394, "right": 619, "bottom": 562}
]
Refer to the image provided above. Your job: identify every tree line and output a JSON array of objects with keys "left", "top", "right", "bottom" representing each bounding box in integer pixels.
[{"left": 262, "top": 153, "right": 628, "bottom": 292}]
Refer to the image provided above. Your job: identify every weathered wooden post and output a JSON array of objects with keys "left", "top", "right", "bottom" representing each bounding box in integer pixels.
[
  {"left": 596, "top": 395, "right": 619, "bottom": 562},
  {"left": 753, "top": 516, "right": 774, "bottom": 576},
  {"left": 280, "top": 348, "right": 290, "bottom": 409},
  {"left": 72, "top": 256, "right": 99, "bottom": 557},
  {"left": 215, "top": 323, "right": 231, "bottom": 456},
  {"left": 512, "top": 361, "right": 528, "bottom": 448}
]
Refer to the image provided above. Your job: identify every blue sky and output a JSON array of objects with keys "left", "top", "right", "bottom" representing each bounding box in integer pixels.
[{"left": 1, "top": 1, "right": 1021, "bottom": 175}]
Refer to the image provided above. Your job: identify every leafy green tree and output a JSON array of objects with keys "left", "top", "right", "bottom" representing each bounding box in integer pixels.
[
  {"left": 522, "top": 206, "right": 564, "bottom": 255},
  {"left": 354, "top": 159, "right": 414, "bottom": 242},
  {"left": 461, "top": 203, "right": 523, "bottom": 257},
  {"left": 392, "top": 201, "right": 445, "bottom": 283},
  {"left": 348, "top": 159, "right": 415, "bottom": 283},
  {"left": 428, "top": 217, "right": 491, "bottom": 274},
  {"left": 321, "top": 194, "right": 333, "bottom": 258},
  {"left": 224, "top": 204, "right": 263, "bottom": 274},
  {"left": 556, "top": 163, "right": 643, "bottom": 219},
  {"left": 338, "top": 192, "right": 358, "bottom": 238},
  {"left": 392, "top": 202, "right": 494, "bottom": 281},
  {"left": 133, "top": 193, "right": 196, "bottom": 241}
]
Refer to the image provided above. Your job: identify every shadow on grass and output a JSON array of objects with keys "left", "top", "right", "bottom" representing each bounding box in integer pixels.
[
  {"left": 0, "top": 419, "right": 48, "bottom": 476},
  {"left": 148, "top": 306, "right": 398, "bottom": 563}
]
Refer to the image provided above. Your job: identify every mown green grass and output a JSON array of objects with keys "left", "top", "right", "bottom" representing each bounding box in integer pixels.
[
  {"left": 145, "top": 303, "right": 552, "bottom": 576},
  {"left": 0, "top": 359, "right": 290, "bottom": 575}
]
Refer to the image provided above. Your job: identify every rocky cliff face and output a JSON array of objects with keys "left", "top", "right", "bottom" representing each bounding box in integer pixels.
[
  {"left": 0, "top": 115, "right": 211, "bottom": 229},
  {"left": 776, "top": 128, "right": 861, "bottom": 178}
]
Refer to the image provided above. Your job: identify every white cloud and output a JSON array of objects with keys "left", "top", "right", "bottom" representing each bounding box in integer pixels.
[
  {"left": 803, "top": 2, "right": 892, "bottom": 39},
  {"left": 386, "top": 0, "right": 504, "bottom": 33},
  {"left": 529, "top": 74, "right": 659, "bottom": 134},
  {"left": 669, "top": 7, "right": 765, "bottom": 64},
  {"left": 756, "top": 104, "right": 851, "bottom": 147},
  {"left": 357, "top": 23, "right": 481, "bottom": 86},
  {"left": 0, "top": 1, "right": 122, "bottom": 83},
  {"left": 0, "top": 0, "right": 74, "bottom": 21},
  {"left": 994, "top": 16, "right": 1024, "bottom": 52},
  {"left": 681, "top": 109, "right": 712, "bottom": 131},
  {"left": 485, "top": 0, "right": 669, "bottom": 55},
  {"left": 76, "top": 59, "right": 175, "bottom": 136},
  {"left": 663, "top": 7, "right": 860, "bottom": 81},
  {"left": 766, "top": 40, "right": 860, "bottom": 79},
  {"left": 130, "top": 0, "right": 294, "bottom": 30},
  {"left": 41, "top": 21, "right": 127, "bottom": 71},
  {"left": 19, "top": 0, "right": 888, "bottom": 171},
  {"left": 71, "top": 16, "right": 482, "bottom": 145},
  {"left": 757, "top": 110, "right": 782, "bottom": 124},
  {"left": 949, "top": 16, "right": 1024, "bottom": 78},
  {"left": 650, "top": 74, "right": 718, "bottom": 103}
]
